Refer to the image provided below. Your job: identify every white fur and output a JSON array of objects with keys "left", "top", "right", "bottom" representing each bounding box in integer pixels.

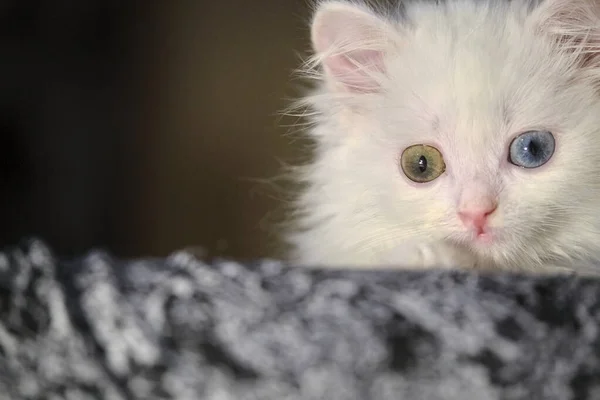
[{"left": 285, "top": 0, "right": 600, "bottom": 272}]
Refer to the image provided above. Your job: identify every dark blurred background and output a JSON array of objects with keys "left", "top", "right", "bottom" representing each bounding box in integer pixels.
[{"left": 0, "top": 0, "right": 311, "bottom": 260}]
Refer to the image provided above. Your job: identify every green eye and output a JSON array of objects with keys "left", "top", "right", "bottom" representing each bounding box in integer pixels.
[{"left": 400, "top": 144, "right": 446, "bottom": 183}]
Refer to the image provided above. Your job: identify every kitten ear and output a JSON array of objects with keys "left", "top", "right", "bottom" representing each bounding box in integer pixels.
[
  {"left": 532, "top": 0, "right": 600, "bottom": 69},
  {"left": 310, "top": 2, "right": 396, "bottom": 93}
]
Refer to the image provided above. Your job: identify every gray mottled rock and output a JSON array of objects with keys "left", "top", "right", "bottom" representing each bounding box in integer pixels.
[{"left": 0, "top": 239, "right": 599, "bottom": 399}]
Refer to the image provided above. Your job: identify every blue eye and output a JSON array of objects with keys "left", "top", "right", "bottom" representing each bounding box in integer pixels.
[{"left": 508, "top": 130, "right": 555, "bottom": 168}]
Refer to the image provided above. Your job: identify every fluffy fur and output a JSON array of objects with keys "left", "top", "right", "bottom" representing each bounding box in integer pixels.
[{"left": 284, "top": 0, "right": 600, "bottom": 272}]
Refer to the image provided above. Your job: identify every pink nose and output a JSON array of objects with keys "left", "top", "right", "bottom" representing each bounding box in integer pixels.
[{"left": 458, "top": 204, "right": 497, "bottom": 233}]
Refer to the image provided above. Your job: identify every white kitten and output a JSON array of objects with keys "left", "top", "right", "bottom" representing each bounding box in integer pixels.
[{"left": 284, "top": 0, "right": 600, "bottom": 272}]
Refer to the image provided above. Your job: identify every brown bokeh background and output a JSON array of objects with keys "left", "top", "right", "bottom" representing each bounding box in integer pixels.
[{"left": 0, "top": 0, "right": 313, "bottom": 260}]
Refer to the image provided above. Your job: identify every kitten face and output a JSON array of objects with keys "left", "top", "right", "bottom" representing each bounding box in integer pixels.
[{"left": 289, "top": 0, "right": 600, "bottom": 269}]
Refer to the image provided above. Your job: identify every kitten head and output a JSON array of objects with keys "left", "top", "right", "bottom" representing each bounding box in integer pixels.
[{"left": 296, "top": 0, "right": 600, "bottom": 269}]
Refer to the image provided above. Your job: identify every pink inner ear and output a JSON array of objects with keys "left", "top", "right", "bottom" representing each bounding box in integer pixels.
[
  {"left": 325, "top": 49, "right": 385, "bottom": 93},
  {"left": 535, "top": 0, "right": 600, "bottom": 68}
]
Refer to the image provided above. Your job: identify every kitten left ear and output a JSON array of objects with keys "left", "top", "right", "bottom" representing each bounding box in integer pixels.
[
  {"left": 310, "top": 2, "right": 398, "bottom": 93},
  {"left": 531, "top": 0, "right": 600, "bottom": 68}
]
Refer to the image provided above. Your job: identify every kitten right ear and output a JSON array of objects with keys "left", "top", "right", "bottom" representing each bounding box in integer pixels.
[
  {"left": 532, "top": 0, "right": 600, "bottom": 69},
  {"left": 310, "top": 1, "right": 397, "bottom": 93}
]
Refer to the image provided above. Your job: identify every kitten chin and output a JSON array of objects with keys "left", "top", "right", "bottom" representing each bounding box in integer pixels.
[
  {"left": 382, "top": 240, "right": 478, "bottom": 270},
  {"left": 284, "top": 0, "right": 600, "bottom": 273}
]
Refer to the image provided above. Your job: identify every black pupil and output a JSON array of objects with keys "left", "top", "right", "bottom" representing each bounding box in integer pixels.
[
  {"left": 418, "top": 155, "right": 427, "bottom": 173},
  {"left": 524, "top": 139, "right": 539, "bottom": 157}
]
